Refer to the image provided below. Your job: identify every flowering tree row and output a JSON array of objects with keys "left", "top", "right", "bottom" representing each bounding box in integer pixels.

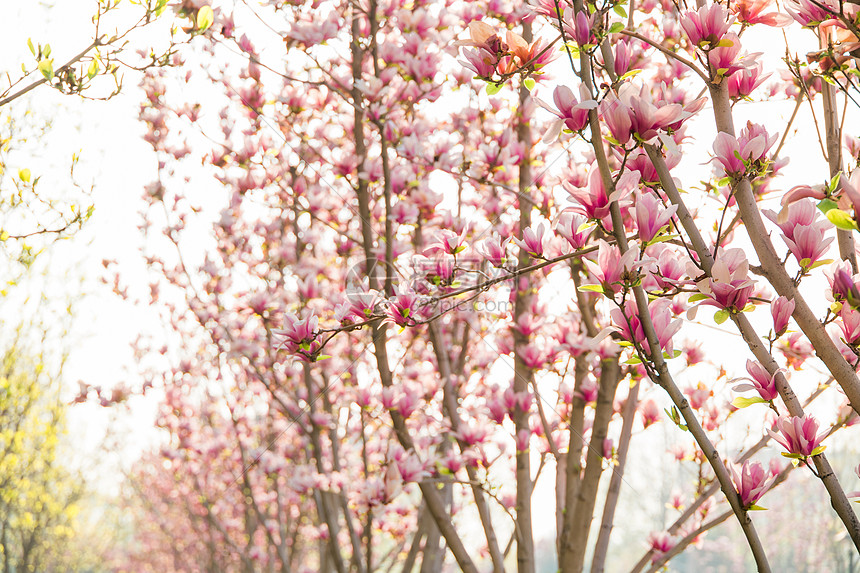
[{"left": 115, "top": 0, "right": 860, "bottom": 570}]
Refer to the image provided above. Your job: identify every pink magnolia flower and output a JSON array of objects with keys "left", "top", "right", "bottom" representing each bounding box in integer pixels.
[
  {"left": 733, "top": 359, "right": 779, "bottom": 402},
  {"left": 563, "top": 162, "right": 638, "bottom": 226},
  {"left": 768, "top": 414, "right": 828, "bottom": 457},
  {"left": 711, "top": 122, "right": 776, "bottom": 178},
  {"left": 600, "top": 83, "right": 698, "bottom": 144},
  {"left": 771, "top": 296, "right": 795, "bottom": 337},
  {"left": 685, "top": 382, "right": 713, "bottom": 410},
  {"left": 348, "top": 290, "right": 381, "bottom": 320},
  {"left": 520, "top": 344, "right": 546, "bottom": 369},
  {"left": 708, "top": 33, "right": 761, "bottom": 80},
  {"left": 386, "top": 287, "right": 420, "bottom": 327},
  {"left": 613, "top": 40, "right": 632, "bottom": 77},
  {"left": 731, "top": 0, "right": 794, "bottom": 26},
  {"left": 645, "top": 244, "right": 689, "bottom": 291},
  {"left": 555, "top": 212, "right": 591, "bottom": 250},
  {"left": 781, "top": 183, "right": 827, "bottom": 206},
  {"left": 610, "top": 298, "right": 682, "bottom": 355},
  {"left": 694, "top": 248, "right": 756, "bottom": 313},
  {"left": 837, "top": 306, "right": 860, "bottom": 346},
  {"left": 537, "top": 84, "right": 598, "bottom": 142},
  {"left": 584, "top": 239, "right": 643, "bottom": 295},
  {"left": 636, "top": 191, "right": 678, "bottom": 244},
  {"left": 782, "top": 222, "right": 833, "bottom": 272},
  {"left": 681, "top": 4, "right": 735, "bottom": 48},
  {"left": 624, "top": 147, "right": 682, "bottom": 186},
  {"left": 728, "top": 61, "right": 771, "bottom": 99},
  {"left": 478, "top": 236, "right": 510, "bottom": 267},
  {"left": 424, "top": 229, "right": 466, "bottom": 256},
  {"left": 731, "top": 460, "right": 776, "bottom": 508},
  {"left": 785, "top": 0, "right": 837, "bottom": 27},
  {"left": 274, "top": 313, "right": 320, "bottom": 359},
  {"left": 764, "top": 198, "right": 819, "bottom": 242},
  {"left": 602, "top": 438, "right": 614, "bottom": 460},
  {"left": 513, "top": 222, "right": 547, "bottom": 258},
  {"left": 826, "top": 260, "right": 860, "bottom": 309},
  {"left": 647, "top": 531, "right": 675, "bottom": 559},
  {"left": 458, "top": 22, "right": 504, "bottom": 78},
  {"left": 779, "top": 332, "right": 815, "bottom": 369},
  {"left": 639, "top": 398, "right": 661, "bottom": 428},
  {"left": 564, "top": 10, "right": 596, "bottom": 46},
  {"left": 576, "top": 376, "right": 599, "bottom": 403},
  {"left": 427, "top": 255, "right": 456, "bottom": 287}
]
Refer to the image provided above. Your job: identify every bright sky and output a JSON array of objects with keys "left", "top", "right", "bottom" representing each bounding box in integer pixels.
[{"left": 1, "top": 0, "right": 166, "bottom": 487}]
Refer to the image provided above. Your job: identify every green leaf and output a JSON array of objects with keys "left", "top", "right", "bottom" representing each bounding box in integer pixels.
[
  {"left": 197, "top": 5, "right": 214, "bottom": 31},
  {"left": 645, "top": 231, "right": 677, "bottom": 246},
  {"left": 620, "top": 68, "right": 643, "bottom": 81},
  {"left": 716, "top": 38, "right": 735, "bottom": 48},
  {"left": 717, "top": 176, "right": 733, "bottom": 187},
  {"left": 742, "top": 303, "right": 755, "bottom": 313},
  {"left": 608, "top": 21, "right": 624, "bottom": 34},
  {"left": 27, "top": 38, "right": 35, "bottom": 56},
  {"left": 809, "top": 259, "right": 833, "bottom": 270},
  {"left": 799, "top": 257, "right": 811, "bottom": 269},
  {"left": 37, "top": 59, "right": 53, "bottom": 81},
  {"left": 613, "top": 5, "right": 627, "bottom": 18},
  {"left": 747, "top": 504, "right": 768, "bottom": 511},
  {"left": 810, "top": 445, "right": 827, "bottom": 456},
  {"left": 155, "top": 0, "right": 169, "bottom": 15},
  {"left": 732, "top": 396, "right": 767, "bottom": 408},
  {"left": 714, "top": 309, "right": 730, "bottom": 324},
  {"left": 485, "top": 82, "right": 503, "bottom": 95},
  {"left": 43, "top": 44, "right": 51, "bottom": 58},
  {"left": 662, "top": 349, "right": 683, "bottom": 359},
  {"left": 0, "top": 231, "right": 8, "bottom": 242},
  {"left": 577, "top": 284, "right": 604, "bottom": 294},
  {"left": 624, "top": 355, "right": 642, "bottom": 365},
  {"left": 315, "top": 354, "right": 332, "bottom": 362},
  {"left": 678, "top": 424, "right": 688, "bottom": 432},
  {"left": 87, "top": 59, "right": 99, "bottom": 79},
  {"left": 781, "top": 452, "right": 803, "bottom": 459},
  {"left": 523, "top": 77, "right": 535, "bottom": 91},
  {"left": 18, "top": 168, "right": 31, "bottom": 182},
  {"left": 828, "top": 172, "right": 842, "bottom": 193},
  {"left": 818, "top": 198, "right": 839, "bottom": 214},
  {"left": 688, "top": 293, "right": 709, "bottom": 303},
  {"left": 826, "top": 208, "right": 859, "bottom": 231}
]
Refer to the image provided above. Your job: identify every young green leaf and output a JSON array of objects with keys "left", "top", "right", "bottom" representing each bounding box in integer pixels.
[
  {"left": 826, "top": 208, "right": 858, "bottom": 231},
  {"left": 197, "top": 5, "right": 214, "bottom": 31},
  {"left": 731, "top": 396, "right": 767, "bottom": 409},
  {"left": 37, "top": 59, "right": 53, "bottom": 81},
  {"left": 485, "top": 82, "right": 503, "bottom": 95}
]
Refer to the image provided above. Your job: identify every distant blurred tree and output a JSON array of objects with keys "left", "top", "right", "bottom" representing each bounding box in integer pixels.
[{"left": 0, "top": 337, "right": 93, "bottom": 573}]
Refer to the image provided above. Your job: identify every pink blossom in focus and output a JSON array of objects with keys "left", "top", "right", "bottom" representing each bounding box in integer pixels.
[
  {"left": 770, "top": 296, "right": 795, "bottom": 337},
  {"left": 680, "top": 4, "right": 735, "bottom": 48},
  {"left": 768, "top": 414, "right": 828, "bottom": 457},
  {"left": 555, "top": 212, "right": 592, "bottom": 250},
  {"left": 733, "top": 359, "right": 779, "bottom": 402},
  {"left": 636, "top": 191, "right": 678, "bottom": 244},
  {"left": 731, "top": 460, "right": 776, "bottom": 508},
  {"left": 537, "top": 84, "right": 597, "bottom": 142},
  {"left": 514, "top": 222, "right": 548, "bottom": 258}
]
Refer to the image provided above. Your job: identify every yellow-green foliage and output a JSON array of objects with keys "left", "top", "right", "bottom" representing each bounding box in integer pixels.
[{"left": 0, "top": 348, "right": 84, "bottom": 573}]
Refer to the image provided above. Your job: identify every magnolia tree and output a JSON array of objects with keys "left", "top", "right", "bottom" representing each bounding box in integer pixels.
[{"left": 114, "top": 0, "right": 860, "bottom": 570}]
